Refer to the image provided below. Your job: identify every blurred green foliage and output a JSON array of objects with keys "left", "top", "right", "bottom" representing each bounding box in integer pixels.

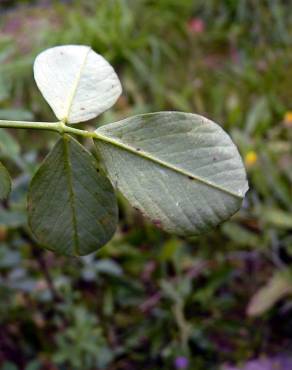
[{"left": 0, "top": 0, "right": 292, "bottom": 369}]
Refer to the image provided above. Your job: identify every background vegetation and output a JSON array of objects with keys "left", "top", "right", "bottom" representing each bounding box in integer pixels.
[{"left": 0, "top": 1, "right": 292, "bottom": 369}]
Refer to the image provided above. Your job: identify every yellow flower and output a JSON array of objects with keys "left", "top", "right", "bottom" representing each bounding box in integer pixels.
[
  {"left": 245, "top": 151, "right": 257, "bottom": 167},
  {"left": 283, "top": 111, "right": 292, "bottom": 126}
]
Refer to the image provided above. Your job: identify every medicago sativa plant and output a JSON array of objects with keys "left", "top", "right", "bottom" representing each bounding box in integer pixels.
[{"left": 0, "top": 45, "right": 248, "bottom": 256}]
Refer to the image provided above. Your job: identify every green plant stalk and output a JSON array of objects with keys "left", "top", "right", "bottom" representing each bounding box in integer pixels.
[
  {"left": 173, "top": 301, "right": 191, "bottom": 350},
  {"left": 0, "top": 119, "right": 96, "bottom": 138}
]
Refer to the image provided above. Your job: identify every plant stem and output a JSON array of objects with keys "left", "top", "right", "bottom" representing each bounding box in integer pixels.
[
  {"left": 0, "top": 119, "right": 97, "bottom": 138},
  {"left": 173, "top": 301, "right": 191, "bottom": 350},
  {"left": 32, "top": 246, "right": 62, "bottom": 303},
  {"left": 20, "top": 229, "right": 62, "bottom": 303}
]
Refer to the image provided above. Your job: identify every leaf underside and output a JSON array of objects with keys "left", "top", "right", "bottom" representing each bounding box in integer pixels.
[
  {"left": 33, "top": 45, "right": 122, "bottom": 124},
  {"left": 95, "top": 112, "right": 248, "bottom": 236},
  {"left": 0, "top": 161, "right": 11, "bottom": 200},
  {"left": 28, "top": 135, "right": 118, "bottom": 256}
]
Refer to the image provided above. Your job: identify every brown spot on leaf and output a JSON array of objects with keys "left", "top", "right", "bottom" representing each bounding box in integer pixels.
[
  {"left": 99, "top": 215, "right": 111, "bottom": 226},
  {"left": 133, "top": 206, "right": 145, "bottom": 217}
]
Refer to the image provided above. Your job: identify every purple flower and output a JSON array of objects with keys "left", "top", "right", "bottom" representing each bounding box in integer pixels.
[{"left": 175, "top": 356, "right": 189, "bottom": 369}]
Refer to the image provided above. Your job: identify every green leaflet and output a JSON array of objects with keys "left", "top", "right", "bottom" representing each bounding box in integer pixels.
[
  {"left": 94, "top": 112, "right": 248, "bottom": 236},
  {"left": 28, "top": 135, "right": 118, "bottom": 256},
  {"left": 33, "top": 45, "right": 122, "bottom": 124},
  {"left": 0, "top": 161, "right": 11, "bottom": 200}
]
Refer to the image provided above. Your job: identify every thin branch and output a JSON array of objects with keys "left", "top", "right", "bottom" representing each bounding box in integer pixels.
[{"left": 0, "top": 119, "right": 97, "bottom": 139}]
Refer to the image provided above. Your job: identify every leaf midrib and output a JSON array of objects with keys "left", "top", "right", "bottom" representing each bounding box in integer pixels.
[
  {"left": 63, "top": 47, "right": 91, "bottom": 123},
  {"left": 94, "top": 130, "right": 243, "bottom": 199},
  {"left": 63, "top": 136, "right": 80, "bottom": 255}
]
